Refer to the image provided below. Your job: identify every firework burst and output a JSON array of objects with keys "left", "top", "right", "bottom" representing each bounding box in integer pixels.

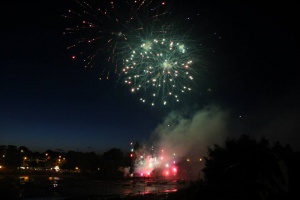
[
  {"left": 121, "top": 31, "right": 198, "bottom": 106},
  {"left": 64, "top": 0, "right": 203, "bottom": 106}
]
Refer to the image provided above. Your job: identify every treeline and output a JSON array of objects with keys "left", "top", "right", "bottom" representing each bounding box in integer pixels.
[{"left": 0, "top": 145, "right": 132, "bottom": 179}]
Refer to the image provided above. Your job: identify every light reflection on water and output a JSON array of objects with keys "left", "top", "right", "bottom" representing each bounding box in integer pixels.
[
  {"left": 2, "top": 175, "right": 189, "bottom": 199},
  {"left": 88, "top": 180, "right": 186, "bottom": 197}
]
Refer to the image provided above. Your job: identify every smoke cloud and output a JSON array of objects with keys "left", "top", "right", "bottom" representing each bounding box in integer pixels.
[{"left": 151, "top": 105, "right": 229, "bottom": 158}]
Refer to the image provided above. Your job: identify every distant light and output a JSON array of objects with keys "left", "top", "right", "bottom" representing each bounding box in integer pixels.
[{"left": 54, "top": 166, "right": 60, "bottom": 172}]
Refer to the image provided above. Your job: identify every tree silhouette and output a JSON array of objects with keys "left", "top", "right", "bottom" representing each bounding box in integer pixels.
[
  {"left": 202, "top": 134, "right": 290, "bottom": 200},
  {"left": 3, "top": 145, "right": 22, "bottom": 169},
  {"left": 101, "top": 148, "right": 124, "bottom": 179}
]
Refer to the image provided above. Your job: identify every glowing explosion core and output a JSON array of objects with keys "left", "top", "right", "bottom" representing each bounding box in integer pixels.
[{"left": 130, "top": 142, "right": 179, "bottom": 179}]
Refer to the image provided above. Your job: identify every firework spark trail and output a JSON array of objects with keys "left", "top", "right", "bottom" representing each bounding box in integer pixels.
[{"left": 63, "top": 0, "right": 169, "bottom": 78}]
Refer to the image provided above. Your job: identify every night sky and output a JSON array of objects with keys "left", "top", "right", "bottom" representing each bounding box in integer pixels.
[{"left": 1, "top": 0, "right": 299, "bottom": 154}]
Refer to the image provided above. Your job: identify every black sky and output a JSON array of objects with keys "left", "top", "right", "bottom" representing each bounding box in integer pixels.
[{"left": 0, "top": 0, "right": 299, "bottom": 153}]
